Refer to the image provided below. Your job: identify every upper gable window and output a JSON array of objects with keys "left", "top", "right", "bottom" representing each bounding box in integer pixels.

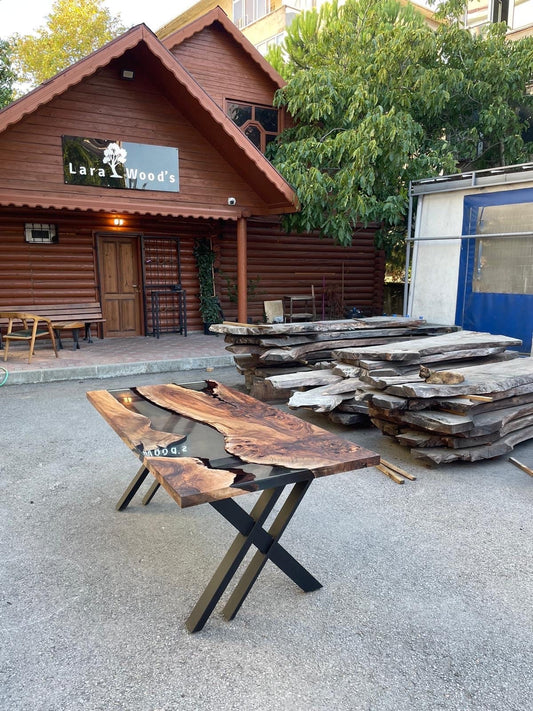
[{"left": 226, "top": 101, "right": 279, "bottom": 153}]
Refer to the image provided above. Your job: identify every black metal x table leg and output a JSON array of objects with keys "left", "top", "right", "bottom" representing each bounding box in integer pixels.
[
  {"left": 141, "top": 480, "right": 160, "bottom": 506},
  {"left": 186, "top": 479, "right": 322, "bottom": 633},
  {"left": 115, "top": 463, "right": 150, "bottom": 511},
  {"left": 212, "top": 486, "right": 322, "bottom": 594},
  {"left": 222, "top": 479, "right": 321, "bottom": 621}
]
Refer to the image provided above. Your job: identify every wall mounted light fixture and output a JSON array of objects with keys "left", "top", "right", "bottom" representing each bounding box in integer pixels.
[
  {"left": 121, "top": 69, "right": 135, "bottom": 80},
  {"left": 113, "top": 217, "right": 124, "bottom": 226}
]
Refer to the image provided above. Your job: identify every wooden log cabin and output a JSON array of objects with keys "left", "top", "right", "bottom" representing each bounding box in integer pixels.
[{"left": 0, "top": 7, "right": 385, "bottom": 338}]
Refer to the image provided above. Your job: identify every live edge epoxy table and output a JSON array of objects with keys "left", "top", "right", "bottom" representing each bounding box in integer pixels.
[{"left": 86, "top": 380, "right": 380, "bottom": 632}]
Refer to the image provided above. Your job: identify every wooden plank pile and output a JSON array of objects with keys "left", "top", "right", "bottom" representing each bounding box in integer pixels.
[
  {"left": 366, "top": 352, "right": 533, "bottom": 464},
  {"left": 268, "top": 329, "right": 533, "bottom": 464},
  {"left": 210, "top": 317, "right": 457, "bottom": 400},
  {"left": 267, "top": 330, "right": 518, "bottom": 422}
]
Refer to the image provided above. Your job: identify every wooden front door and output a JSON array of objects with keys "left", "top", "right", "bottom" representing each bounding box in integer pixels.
[{"left": 98, "top": 235, "right": 142, "bottom": 337}]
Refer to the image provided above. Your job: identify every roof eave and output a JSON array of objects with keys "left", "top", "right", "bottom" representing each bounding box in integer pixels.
[
  {"left": 0, "top": 192, "right": 257, "bottom": 220},
  {"left": 0, "top": 25, "right": 154, "bottom": 133}
]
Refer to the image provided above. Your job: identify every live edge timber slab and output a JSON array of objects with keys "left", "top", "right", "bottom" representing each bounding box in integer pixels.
[
  {"left": 86, "top": 380, "right": 379, "bottom": 631},
  {"left": 334, "top": 330, "right": 522, "bottom": 364},
  {"left": 210, "top": 316, "right": 427, "bottom": 336},
  {"left": 87, "top": 381, "right": 379, "bottom": 506},
  {"left": 134, "top": 381, "right": 378, "bottom": 477}
]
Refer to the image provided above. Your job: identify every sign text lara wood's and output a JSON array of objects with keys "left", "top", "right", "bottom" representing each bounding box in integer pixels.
[{"left": 62, "top": 136, "right": 179, "bottom": 192}]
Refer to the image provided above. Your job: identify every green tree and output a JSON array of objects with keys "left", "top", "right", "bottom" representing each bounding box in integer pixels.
[
  {"left": 11, "top": 0, "right": 125, "bottom": 88},
  {"left": 427, "top": 0, "right": 474, "bottom": 23},
  {"left": 268, "top": 0, "right": 533, "bottom": 254},
  {"left": 0, "top": 38, "right": 15, "bottom": 108}
]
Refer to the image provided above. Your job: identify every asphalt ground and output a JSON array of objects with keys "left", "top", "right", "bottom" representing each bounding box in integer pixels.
[{"left": 1, "top": 366, "right": 532, "bottom": 711}]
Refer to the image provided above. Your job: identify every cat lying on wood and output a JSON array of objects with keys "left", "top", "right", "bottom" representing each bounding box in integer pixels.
[{"left": 419, "top": 365, "right": 465, "bottom": 384}]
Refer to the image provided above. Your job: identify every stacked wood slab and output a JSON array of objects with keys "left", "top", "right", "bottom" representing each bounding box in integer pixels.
[
  {"left": 210, "top": 317, "right": 456, "bottom": 400},
  {"left": 271, "top": 329, "right": 530, "bottom": 464},
  {"left": 362, "top": 338, "right": 533, "bottom": 464}
]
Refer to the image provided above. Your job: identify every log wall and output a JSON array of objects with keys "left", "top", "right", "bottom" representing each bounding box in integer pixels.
[
  {"left": 0, "top": 209, "right": 214, "bottom": 334},
  {"left": 216, "top": 219, "right": 385, "bottom": 323},
  {"left": 0, "top": 211, "right": 384, "bottom": 334}
]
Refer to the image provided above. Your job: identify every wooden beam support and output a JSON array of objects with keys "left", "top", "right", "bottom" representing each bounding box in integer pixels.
[
  {"left": 509, "top": 457, "right": 533, "bottom": 478},
  {"left": 376, "top": 463, "right": 404, "bottom": 484},
  {"left": 237, "top": 216, "right": 248, "bottom": 324},
  {"left": 381, "top": 458, "right": 417, "bottom": 481}
]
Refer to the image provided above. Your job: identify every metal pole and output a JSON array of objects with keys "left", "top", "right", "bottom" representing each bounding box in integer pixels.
[
  {"left": 403, "top": 184, "right": 413, "bottom": 316},
  {"left": 407, "top": 229, "right": 533, "bottom": 242}
]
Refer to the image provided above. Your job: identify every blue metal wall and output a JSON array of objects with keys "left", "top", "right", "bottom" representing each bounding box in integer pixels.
[{"left": 455, "top": 187, "right": 533, "bottom": 353}]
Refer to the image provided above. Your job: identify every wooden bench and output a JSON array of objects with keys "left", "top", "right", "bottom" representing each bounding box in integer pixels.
[{"left": 0, "top": 302, "right": 105, "bottom": 350}]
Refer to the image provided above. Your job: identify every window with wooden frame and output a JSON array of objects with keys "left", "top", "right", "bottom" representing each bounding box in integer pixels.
[{"left": 226, "top": 101, "right": 280, "bottom": 153}]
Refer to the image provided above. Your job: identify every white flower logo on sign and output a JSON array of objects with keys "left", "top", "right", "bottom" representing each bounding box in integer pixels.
[{"left": 103, "top": 142, "right": 127, "bottom": 178}]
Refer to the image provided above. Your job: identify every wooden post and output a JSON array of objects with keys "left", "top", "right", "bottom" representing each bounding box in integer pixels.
[{"left": 237, "top": 216, "right": 248, "bottom": 324}]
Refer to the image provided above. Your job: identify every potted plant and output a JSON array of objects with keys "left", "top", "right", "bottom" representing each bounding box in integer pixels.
[{"left": 193, "top": 237, "right": 223, "bottom": 333}]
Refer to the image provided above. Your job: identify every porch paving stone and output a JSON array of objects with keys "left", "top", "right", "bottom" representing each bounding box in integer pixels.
[{"left": 0, "top": 332, "right": 233, "bottom": 385}]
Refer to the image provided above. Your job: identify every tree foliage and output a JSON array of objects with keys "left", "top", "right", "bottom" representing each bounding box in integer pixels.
[
  {"left": 0, "top": 39, "right": 15, "bottom": 108},
  {"left": 427, "top": 0, "right": 471, "bottom": 22},
  {"left": 11, "top": 0, "right": 125, "bottom": 88},
  {"left": 268, "top": 0, "right": 533, "bottom": 252}
]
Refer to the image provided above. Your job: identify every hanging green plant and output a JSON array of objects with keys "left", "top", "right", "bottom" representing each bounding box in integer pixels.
[{"left": 193, "top": 237, "right": 224, "bottom": 327}]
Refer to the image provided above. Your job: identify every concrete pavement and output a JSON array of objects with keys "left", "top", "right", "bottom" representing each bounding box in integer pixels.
[{"left": 1, "top": 365, "right": 532, "bottom": 710}]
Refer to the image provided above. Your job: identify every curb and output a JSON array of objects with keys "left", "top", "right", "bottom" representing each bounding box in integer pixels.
[{"left": 1, "top": 354, "right": 235, "bottom": 386}]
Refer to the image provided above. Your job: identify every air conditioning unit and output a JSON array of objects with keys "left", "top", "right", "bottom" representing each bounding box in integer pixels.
[{"left": 24, "top": 223, "right": 58, "bottom": 244}]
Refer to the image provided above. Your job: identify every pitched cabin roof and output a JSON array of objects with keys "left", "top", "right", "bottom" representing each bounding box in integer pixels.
[
  {"left": 0, "top": 23, "right": 297, "bottom": 220},
  {"left": 160, "top": 6, "right": 285, "bottom": 90},
  {"left": 157, "top": 0, "right": 232, "bottom": 40}
]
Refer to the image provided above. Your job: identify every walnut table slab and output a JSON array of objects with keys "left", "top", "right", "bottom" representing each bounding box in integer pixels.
[{"left": 87, "top": 380, "right": 380, "bottom": 632}]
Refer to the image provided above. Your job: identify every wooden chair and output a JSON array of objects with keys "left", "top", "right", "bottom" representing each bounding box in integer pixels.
[
  {"left": 264, "top": 300, "right": 284, "bottom": 323},
  {"left": 0, "top": 312, "right": 59, "bottom": 364}
]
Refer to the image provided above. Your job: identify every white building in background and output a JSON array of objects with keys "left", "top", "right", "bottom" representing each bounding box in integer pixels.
[
  {"left": 465, "top": 0, "right": 533, "bottom": 39},
  {"left": 232, "top": 0, "right": 440, "bottom": 55},
  {"left": 158, "top": 1, "right": 440, "bottom": 55}
]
